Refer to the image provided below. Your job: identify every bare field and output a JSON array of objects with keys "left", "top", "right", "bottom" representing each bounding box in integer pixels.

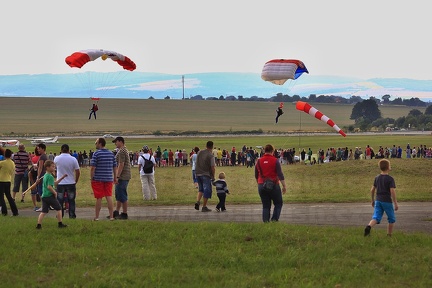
[{"left": 0, "top": 97, "right": 424, "bottom": 136}]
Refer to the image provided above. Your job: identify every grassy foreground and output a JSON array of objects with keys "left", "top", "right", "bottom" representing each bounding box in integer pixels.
[{"left": 1, "top": 218, "right": 431, "bottom": 287}]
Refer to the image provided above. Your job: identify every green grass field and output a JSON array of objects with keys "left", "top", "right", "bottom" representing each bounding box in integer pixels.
[
  {"left": 1, "top": 219, "right": 431, "bottom": 287},
  {"left": 0, "top": 97, "right": 425, "bottom": 136}
]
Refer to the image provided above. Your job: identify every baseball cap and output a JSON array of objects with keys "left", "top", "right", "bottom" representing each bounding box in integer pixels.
[
  {"left": 112, "top": 136, "right": 125, "bottom": 143},
  {"left": 142, "top": 145, "right": 149, "bottom": 152}
]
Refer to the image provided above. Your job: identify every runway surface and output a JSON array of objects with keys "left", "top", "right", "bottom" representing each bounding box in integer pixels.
[{"left": 18, "top": 202, "right": 432, "bottom": 234}]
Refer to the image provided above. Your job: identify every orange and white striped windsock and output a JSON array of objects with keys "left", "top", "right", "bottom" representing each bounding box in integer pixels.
[{"left": 295, "top": 101, "right": 346, "bottom": 137}]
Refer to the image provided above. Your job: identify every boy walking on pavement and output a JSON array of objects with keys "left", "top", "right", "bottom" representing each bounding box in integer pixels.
[{"left": 364, "top": 159, "right": 398, "bottom": 237}]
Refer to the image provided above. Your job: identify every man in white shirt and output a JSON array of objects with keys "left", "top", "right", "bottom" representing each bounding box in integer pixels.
[
  {"left": 54, "top": 144, "right": 80, "bottom": 218},
  {"left": 138, "top": 145, "right": 157, "bottom": 201}
]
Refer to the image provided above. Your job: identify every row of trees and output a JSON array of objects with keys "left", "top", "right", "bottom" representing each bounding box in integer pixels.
[
  {"left": 157, "top": 93, "right": 430, "bottom": 108},
  {"left": 349, "top": 99, "right": 432, "bottom": 131}
]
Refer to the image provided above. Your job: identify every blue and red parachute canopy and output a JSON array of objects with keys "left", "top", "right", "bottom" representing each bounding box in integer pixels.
[{"left": 261, "top": 59, "right": 308, "bottom": 85}]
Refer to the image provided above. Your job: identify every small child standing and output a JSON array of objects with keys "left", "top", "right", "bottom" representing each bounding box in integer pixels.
[
  {"left": 213, "top": 172, "right": 230, "bottom": 212},
  {"left": 36, "top": 160, "right": 68, "bottom": 229},
  {"left": 364, "top": 159, "right": 398, "bottom": 237}
]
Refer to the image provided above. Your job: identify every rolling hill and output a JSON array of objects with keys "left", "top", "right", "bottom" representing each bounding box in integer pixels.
[{"left": 0, "top": 72, "right": 431, "bottom": 101}]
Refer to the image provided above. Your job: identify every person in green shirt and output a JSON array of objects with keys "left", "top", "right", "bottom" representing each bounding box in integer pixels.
[
  {"left": 307, "top": 148, "right": 313, "bottom": 162},
  {"left": 36, "top": 160, "right": 68, "bottom": 229}
]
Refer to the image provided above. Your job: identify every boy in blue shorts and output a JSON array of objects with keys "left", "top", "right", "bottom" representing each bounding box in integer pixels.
[{"left": 364, "top": 159, "right": 399, "bottom": 237}]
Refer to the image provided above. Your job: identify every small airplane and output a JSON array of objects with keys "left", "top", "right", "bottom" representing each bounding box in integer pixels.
[
  {"left": 29, "top": 136, "right": 59, "bottom": 145},
  {"left": 0, "top": 139, "right": 20, "bottom": 147}
]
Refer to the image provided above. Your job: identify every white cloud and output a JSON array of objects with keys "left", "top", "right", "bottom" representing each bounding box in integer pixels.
[{"left": 130, "top": 78, "right": 201, "bottom": 91}]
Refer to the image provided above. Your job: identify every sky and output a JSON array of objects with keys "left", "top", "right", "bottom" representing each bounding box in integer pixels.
[{"left": 2, "top": 1, "right": 432, "bottom": 81}]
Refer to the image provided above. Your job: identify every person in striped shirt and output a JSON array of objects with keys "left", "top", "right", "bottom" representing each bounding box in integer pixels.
[
  {"left": 12, "top": 144, "right": 31, "bottom": 202},
  {"left": 90, "top": 138, "right": 117, "bottom": 221}
]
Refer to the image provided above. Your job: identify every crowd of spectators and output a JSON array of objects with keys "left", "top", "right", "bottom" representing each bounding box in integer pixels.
[{"left": 17, "top": 142, "right": 429, "bottom": 171}]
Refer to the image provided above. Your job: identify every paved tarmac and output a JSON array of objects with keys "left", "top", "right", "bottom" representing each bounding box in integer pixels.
[{"left": 18, "top": 202, "right": 432, "bottom": 234}]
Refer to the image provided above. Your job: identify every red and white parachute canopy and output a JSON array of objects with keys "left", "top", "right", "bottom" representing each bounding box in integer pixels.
[
  {"left": 90, "top": 97, "right": 100, "bottom": 104},
  {"left": 261, "top": 59, "right": 309, "bottom": 85},
  {"left": 296, "top": 101, "right": 346, "bottom": 137},
  {"left": 65, "top": 49, "right": 136, "bottom": 71}
]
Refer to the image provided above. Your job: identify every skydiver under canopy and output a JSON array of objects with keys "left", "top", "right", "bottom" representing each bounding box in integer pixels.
[
  {"left": 275, "top": 103, "right": 284, "bottom": 123},
  {"left": 89, "top": 103, "right": 98, "bottom": 120}
]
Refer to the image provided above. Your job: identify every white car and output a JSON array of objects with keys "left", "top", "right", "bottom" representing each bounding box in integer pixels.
[{"left": 103, "top": 134, "right": 115, "bottom": 138}]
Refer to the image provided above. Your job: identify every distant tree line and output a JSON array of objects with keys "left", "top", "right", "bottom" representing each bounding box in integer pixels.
[
  {"left": 349, "top": 97, "right": 432, "bottom": 132},
  {"left": 149, "top": 93, "right": 432, "bottom": 133},
  {"left": 155, "top": 93, "right": 430, "bottom": 107}
]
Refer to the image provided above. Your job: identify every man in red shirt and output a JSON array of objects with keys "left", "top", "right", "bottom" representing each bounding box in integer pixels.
[
  {"left": 255, "top": 144, "right": 287, "bottom": 222},
  {"left": 365, "top": 145, "right": 372, "bottom": 160}
]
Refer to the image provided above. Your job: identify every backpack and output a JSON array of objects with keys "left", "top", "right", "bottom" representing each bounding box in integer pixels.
[{"left": 141, "top": 155, "right": 154, "bottom": 174}]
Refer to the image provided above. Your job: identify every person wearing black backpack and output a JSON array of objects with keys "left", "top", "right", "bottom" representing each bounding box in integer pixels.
[{"left": 138, "top": 145, "right": 157, "bottom": 201}]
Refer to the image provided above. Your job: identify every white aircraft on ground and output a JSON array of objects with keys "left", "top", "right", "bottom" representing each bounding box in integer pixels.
[
  {"left": 0, "top": 139, "right": 20, "bottom": 147},
  {"left": 29, "top": 136, "right": 59, "bottom": 145}
]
